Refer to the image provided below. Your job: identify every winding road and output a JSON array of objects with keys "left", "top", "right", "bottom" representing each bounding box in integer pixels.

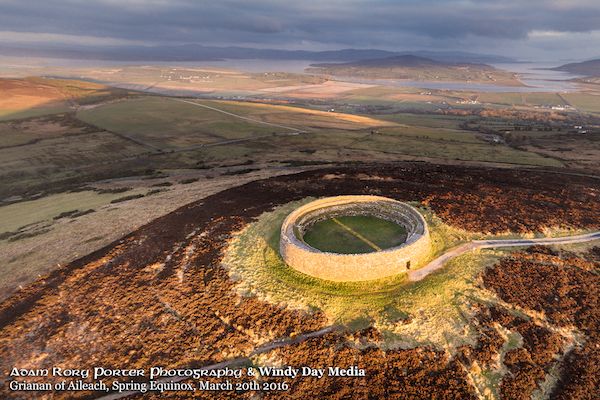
[{"left": 408, "top": 230, "right": 600, "bottom": 281}]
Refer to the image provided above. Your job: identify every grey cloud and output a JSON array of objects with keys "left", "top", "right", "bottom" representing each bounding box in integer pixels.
[{"left": 0, "top": 0, "right": 599, "bottom": 58}]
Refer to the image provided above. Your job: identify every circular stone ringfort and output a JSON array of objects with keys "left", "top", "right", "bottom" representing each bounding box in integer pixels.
[{"left": 280, "top": 195, "right": 432, "bottom": 282}]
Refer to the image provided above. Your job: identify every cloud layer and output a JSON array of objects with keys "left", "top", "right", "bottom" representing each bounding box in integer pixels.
[{"left": 0, "top": 0, "right": 599, "bottom": 59}]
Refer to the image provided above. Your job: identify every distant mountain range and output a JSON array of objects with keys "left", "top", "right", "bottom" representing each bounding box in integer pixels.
[
  {"left": 0, "top": 43, "right": 514, "bottom": 64},
  {"left": 310, "top": 55, "right": 488, "bottom": 68},
  {"left": 551, "top": 59, "right": 600, "bottom": 76}
]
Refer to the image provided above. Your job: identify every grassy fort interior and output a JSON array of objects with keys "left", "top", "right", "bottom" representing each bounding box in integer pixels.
[{"left": 303, "top": 215, "right": 408, "bottom": 254}]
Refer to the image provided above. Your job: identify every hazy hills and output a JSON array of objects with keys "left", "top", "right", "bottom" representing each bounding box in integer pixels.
[
  {"left": 552, "top": 59, "right": 600, "bottom": 76},
  {"left": 306, "top": 55, "right": 519, "bottom": 84},
  {"left": 310, "top": 55, "right": 489, "bottom": 68},
  {"left": 0, "top": 43, "right": 513, "bottom": 64}
]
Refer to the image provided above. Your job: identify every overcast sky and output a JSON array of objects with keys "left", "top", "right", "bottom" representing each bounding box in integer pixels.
[{"left": 0, "top": 0, "right": 599, "bottom": 61}]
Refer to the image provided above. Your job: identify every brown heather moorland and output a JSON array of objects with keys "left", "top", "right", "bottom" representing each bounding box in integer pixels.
[
  {"left": 483, "top": 246, "right": 600, "bottom": 399},
  {"left": 0, "top": 163, "right": 598, "bottom": 399}
]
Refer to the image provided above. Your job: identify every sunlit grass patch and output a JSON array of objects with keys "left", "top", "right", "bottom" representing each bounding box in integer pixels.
[{"left": 303, "top": 215, "right": 407, "bottom": 253}]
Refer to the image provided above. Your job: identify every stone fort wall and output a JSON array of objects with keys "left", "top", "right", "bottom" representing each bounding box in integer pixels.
[{"left": 280, "top": 196, "right": 431, "bottom": 282}]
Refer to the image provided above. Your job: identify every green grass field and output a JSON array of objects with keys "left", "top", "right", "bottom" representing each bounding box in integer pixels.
[
  {"left": 347, "top": 129, "right": 564, "bottom": 167},
  {"left": 191, "top": 99, "right": 395, "bottom": 130},
  {"left": 1, "top": 91, "right": 573, "bottom": 200},
  {"left": 75, "top": 97, "right": 392, "bottom": 151},
  {"left": 0, "top": 189, "right": 147, "bottom": 233},
  {"left": 0, "top": 129, "right": 148, "bottom": 197},
  {"left": 76, "top": 97, "right": 279, "bottom": 150},
  {"left": 303, "top": 215, "right": 407, "bottom": 253},
  {"left": 561, "top": 93, "right": 600, "bottom": 114}
]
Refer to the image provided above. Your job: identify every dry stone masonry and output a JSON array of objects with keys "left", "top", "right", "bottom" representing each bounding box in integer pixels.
[{"left": 280, "top": 196, "right": 431, "bottom": 281}]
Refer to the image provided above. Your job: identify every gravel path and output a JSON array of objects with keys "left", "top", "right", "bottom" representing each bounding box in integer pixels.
[{"left": 408, "top": 231, "right": 600, "bottom": 281}]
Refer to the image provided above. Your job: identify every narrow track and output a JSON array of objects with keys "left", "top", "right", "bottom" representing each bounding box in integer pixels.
[
  {"left": 172, "top": 98, "right": 305, "bottom": 133},
  {"left": 409, "top": 231, "right": 600, "bottom": 281}
]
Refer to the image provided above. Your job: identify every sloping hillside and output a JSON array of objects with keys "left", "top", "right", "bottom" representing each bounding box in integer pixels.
[
  {"left": 306, "top": 55, "right": 520, "bottom": 84},
  {"left": 552, "top": 59, "right": 600, "bottom": 76}
]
